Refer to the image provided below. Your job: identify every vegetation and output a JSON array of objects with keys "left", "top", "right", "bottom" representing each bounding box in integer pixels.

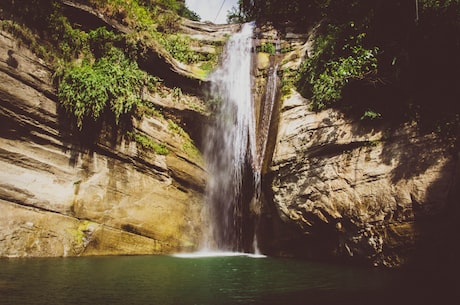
[
  {"left": 58, "top": 47, "right": 152, "bottom": 129},
  {"left": 258, "top": 42, "right": 276, "bottom": 55},
  {"left": 240, "top": 0, "right": 460, "bottom": 135},
  {"left": 138, "top": 0, "right": 200, "bottom": 21},
  {"left": 0, "top": 0, "right": 210, "bottom": 164},
  {"left": 168, "top": 119, "right": 202, "bottom": 160},
  {"left": 297, "top": 30, "right": 379, "bottom": 111},
  {"left": 0, "top": 20, "right": 52, "bottom": 62},
  {"left": 128, "top": 131, "right": 169, "bottom": 155}
]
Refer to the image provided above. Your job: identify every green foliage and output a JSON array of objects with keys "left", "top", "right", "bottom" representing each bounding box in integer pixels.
[
  {"left": 168, "top": 119, "right": 186, "bottom": 136},
  {"left": 87, "top": 0, "right": 155, "bottom": 29},
  {"left": 182, "top": 140, "right": 201, "bottom": 159},
  {"left": 88, "top": 27, "right": 119, "bottom": 58},
  {"left": 421, "top": 0, "right": 458, "bottom": 9},
  {"left": 226, "top": 5, "right": 246, "bottom": 23},
  {"left": 1, "top": 0, "right": 57, "bottom": 33},
  {"left": 0, "top": 20, "right": 52, "bottom": 62},
  {"left": 171, "top": 87, "right": 183, "bottom": 101},
  {"left": 2, "top": 0, "right": 208, "bottom": 150},
  {"left": 58, "top": 48, "right": 148, "bottom": 129},
  {"left": 128, "top": 131, "right": 169, "bottom": 155},
  {"left": 168, "top": 119, "right": 201, "bottom": 159},
  {"left": 48, "top": 10, "right": 90, "bottom": 61},
  {"left": 238, "top": 0, "right": 323, "bottom": 26},
  {"left": 156, "top": 33, "right": 201, "bottom": 64},
  {"left": 138, "top": 0, "right": 200, "bottom": 21},
  {"left": 156, "top": 11, "right": 181, "bottom": 33},
  {"left": 298, "top": 29, "right": 378, "bottom": 111},
  {"left": 246, "top": 0, "right": 460, "bottom": 134},
  {"left": 259, "top": 42, "right": 276, "bottom": 54},
  {"left": 199, "top": 61, "right": 215, "bottom": 75},
  {"left": 280, "top": 68, "right": 297, "bottom": 99},
  {"left": 136, "top": 101, "right": 164, "bottom": 119},
  {"left": 361, "top": 110, "right": 382, "bottom": 120}
]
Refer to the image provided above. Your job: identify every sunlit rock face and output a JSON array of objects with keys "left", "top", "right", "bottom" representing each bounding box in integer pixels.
[
  {"left": 266, "top": 90, "right": 459, "bottom": 267},
  {"left": 0, "top": 30, "right": 206, "bottom": 257}
]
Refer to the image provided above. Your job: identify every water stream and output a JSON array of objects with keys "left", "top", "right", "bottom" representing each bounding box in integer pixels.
[
  {"left": 203, "top": 22, "right": 257, "bottom": 252},
  {"left": 202, "top": 22, "right": 281, "bottom": 255}
]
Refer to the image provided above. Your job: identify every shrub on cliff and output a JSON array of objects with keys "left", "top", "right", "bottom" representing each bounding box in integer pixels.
[
  {"left": 241, "top": 0, "right": 460, "bottom": 133},
  {"left": 58, "top": 48, "right": 153, "bottom": 129}
]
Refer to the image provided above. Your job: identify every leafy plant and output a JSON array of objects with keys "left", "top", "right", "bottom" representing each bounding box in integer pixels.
[
  {"left": 48, "top": 11, "right": 90, "bottom": 61},
  {"left": 168, "top": 120, "right": 201, "bottom": 159},
  {"left": 138, "top": 0, "right": 200, "bottom": 21},
  {"left": 168, "top": 119, "right": 186, "bottom": 136},
  {"left": 297, "top": 29, "right": 378, "bottom": 111},
  {"left": 88, "top": 27, "right": 120, "bottom": 58},
  {"left": 280, "top": 68, "right": 297, "bottom": 100},
  {"left": 260, "top": 42, "right": 276, "bottom": 54},
  {"left": 361, "top": 109, "right": 382, "bottom": 120},
  {"left": 171, "top": 87, "right": 183, "bottom": 101},
  {"left": 156, "top": 33, "right": 201, "bottom": 64},
  {"left": 58, "top": 48, "right": 148, "bottom": 129}
]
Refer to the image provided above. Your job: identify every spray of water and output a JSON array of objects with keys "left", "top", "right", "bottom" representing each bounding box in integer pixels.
[{"left": 202, "top": 22, "right": 256, "bottom": 252}]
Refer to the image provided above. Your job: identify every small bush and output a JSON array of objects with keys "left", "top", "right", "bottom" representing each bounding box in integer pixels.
[
  {"left": 297, "top": 30, "right": 378, "bottom": 111},
  {"left": 260, "top": 42, "right": 276, "bottom": 54},
  {"left": 58, "top": 48, "right": 148, "bottom": 129}
]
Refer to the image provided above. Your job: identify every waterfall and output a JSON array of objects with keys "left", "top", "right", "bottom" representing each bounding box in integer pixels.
[
  {"left": 202, "top": 22, "right": 256, "bottom": 252},
  {"left": 255, "top": 62, "right": 278, "bottom": 173},
  {"left": 252, "top": 59, "right": 279, "bottom": 254},
  {"left": 201, "top": 23, "right": 280, "bottom": 255}
]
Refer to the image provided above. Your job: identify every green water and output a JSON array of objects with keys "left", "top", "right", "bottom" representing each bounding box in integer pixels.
[{"left": 0, "top": 254, "right": 456, "bottom": 305}]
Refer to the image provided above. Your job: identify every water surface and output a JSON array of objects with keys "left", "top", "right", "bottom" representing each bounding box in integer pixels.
[{"left": 0, "top": 254, "right": 456, "bottom": 305}]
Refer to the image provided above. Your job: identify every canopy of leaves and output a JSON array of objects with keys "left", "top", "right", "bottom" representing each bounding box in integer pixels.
[
  {"left": 138, "top": 0, "right": 200, "bottom": 21},
  {"left": 242, "top": 0, "right": 460, "bottom": 134}
]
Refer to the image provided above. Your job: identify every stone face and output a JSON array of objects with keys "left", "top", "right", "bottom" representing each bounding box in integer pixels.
[
  {"left": 266, "top": 91, "right": 459, "bottom": 267},
  {"left": 0, "top": 30, "right": 206, "bottom": 257}
]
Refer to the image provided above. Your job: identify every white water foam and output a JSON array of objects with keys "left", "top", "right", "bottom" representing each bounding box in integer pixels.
[{"left": 172, "top": 251, "right": 266, "bottom": 259}]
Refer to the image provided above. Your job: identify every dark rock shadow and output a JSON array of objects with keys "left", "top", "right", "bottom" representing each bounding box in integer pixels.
[
  {"left": 56, "top": 102, "right": 133, "bottom": 168},
  {"left": 379, "top": 129, "right": 447, "bottom": 184}
]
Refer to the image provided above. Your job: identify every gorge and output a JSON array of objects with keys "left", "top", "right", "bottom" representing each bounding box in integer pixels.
[{"left": 1, "top": 0, "right": 459, "bottom": 274}]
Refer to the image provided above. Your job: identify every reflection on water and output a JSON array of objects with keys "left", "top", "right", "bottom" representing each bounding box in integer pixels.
[{"left": 0, "top": 255, "right": 457, "bottom": 305}]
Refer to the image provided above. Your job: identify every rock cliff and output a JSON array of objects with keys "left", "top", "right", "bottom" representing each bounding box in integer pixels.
[
  {"left": 0, "top": 0, "right": 239, "bottom": 257},
  {"left": 264, "top": 89, "right": 460, "bottom": 267},
  {"left": 0, "top": 28, "right": 206, "bottom": 256},
  {"left": 2, "top": 1, "right": 458, "bottom": 267}
]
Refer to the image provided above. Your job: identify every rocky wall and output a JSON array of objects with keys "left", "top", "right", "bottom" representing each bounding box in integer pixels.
[{"left": 0, "top": 30, "right": 206, "bottom": 257}]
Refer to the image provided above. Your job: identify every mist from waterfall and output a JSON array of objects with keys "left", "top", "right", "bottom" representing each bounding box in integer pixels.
[{"left": 202, "top": 22, "right": 256, "bottom": 252}]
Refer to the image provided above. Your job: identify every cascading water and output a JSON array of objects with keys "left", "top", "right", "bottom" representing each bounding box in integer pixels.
[
  {"left": 202, "top": 22, "right": 257, "bottom": 252},
  {"left": 255, "top": 62, "right": 278, "bottom": 173},
  {"left": 251, "top": 59, "right": 279, "bottom": 254}
]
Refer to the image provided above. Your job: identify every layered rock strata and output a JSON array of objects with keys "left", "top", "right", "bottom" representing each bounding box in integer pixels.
[
  {"left": 267, "top": 90, "right": 459, "bottom": 267},
  {"left": 0, "top": 28, "right": 206, "bottom": 257}
]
